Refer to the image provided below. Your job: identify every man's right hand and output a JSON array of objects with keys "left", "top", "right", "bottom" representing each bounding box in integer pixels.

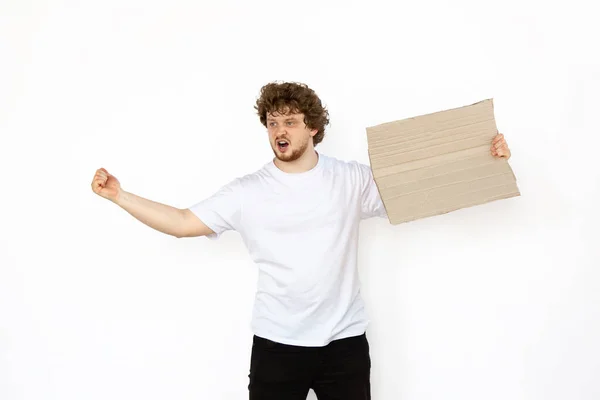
[
  {"left": 91, "top": 168, "right": 121, "bottom": 202},
  {"left": 90, "top": 167, "right": 213, "bottom": 238}
]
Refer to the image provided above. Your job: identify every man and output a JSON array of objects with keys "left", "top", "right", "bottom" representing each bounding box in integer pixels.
[{"left": 91, "top": 82, "right": 511, "bottom": 399}]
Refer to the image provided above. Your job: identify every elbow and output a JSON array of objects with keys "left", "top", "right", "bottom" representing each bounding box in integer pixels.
[
  {"left": 173, "top": 230, "right": 188, "bottom": 239},
  {"left": 174, "top": 208, "right": 192, "bottom": 238},
  {"left": 172, "top": 226, "right": 187, "bottom": 239}
]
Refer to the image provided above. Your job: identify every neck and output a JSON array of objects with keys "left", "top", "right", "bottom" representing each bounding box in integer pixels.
[{"left": 273, "top": 147, "right": 319, "bottom": 173}]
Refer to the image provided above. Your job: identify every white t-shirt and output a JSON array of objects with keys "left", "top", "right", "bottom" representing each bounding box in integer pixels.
[{"left": 189, "top": 152, "right": 387, "bottom": 346}]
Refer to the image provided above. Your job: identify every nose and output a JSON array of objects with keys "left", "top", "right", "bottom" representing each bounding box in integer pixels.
[{"left": 274, "top": 126, "right": 287, "bottom": 138}]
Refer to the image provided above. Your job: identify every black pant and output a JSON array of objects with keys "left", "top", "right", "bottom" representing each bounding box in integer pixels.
[{"left": 248, "top": 333, "right": 371, "bottom": 399}]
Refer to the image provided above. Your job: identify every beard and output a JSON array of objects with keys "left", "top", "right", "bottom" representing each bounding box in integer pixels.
[{"left": 272, "top": 135, "right": 310, "bottom": 162}]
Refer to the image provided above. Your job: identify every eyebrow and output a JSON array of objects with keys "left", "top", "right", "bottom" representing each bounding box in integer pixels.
[{"left": 267, "top": 116, "right": 300, "bottom": 122}]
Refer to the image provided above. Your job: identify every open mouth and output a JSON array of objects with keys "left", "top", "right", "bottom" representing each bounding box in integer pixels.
[{"left": 277, "top": 140, "right": 290, "bottom": 152}]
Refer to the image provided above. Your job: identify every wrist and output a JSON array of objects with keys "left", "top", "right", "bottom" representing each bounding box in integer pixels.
[{"left": 114, "top": 188, "right": 127, "bottom": 206}]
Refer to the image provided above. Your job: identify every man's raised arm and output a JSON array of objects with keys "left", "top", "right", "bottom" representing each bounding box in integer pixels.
[{"left": 91, "top": 168, "right": 213, "bottom": 238}]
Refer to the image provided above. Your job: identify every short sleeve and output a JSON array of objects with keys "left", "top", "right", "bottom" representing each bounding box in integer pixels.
[
  {"left": 187, "top": 178, "right": 243, "bottom": 240},
  {"left": 357, "top": 163, "right": 387, "bottom": 220}
]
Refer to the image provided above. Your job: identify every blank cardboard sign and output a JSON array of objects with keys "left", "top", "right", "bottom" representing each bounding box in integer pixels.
[{"left": 366, "top": 99, "right": 520, "bottom": 225}]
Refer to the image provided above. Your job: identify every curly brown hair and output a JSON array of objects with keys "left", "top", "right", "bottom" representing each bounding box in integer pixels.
[{"left": 255, "top": 81, "right": 330, "bottom": 146}]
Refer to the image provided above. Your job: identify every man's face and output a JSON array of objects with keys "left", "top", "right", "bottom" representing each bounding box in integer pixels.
[{"left": 266, "top": 111, "right": 317, "bottom": 162}]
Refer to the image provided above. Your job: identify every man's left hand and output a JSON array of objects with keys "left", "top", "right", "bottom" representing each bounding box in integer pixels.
[{"left": 491, "top": 133, "right": 511, "bottom": 160}]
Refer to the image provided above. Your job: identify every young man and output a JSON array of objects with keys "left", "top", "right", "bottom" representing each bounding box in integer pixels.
[{"left": 91, "top": 82, "right": 511, "bottom": 399}]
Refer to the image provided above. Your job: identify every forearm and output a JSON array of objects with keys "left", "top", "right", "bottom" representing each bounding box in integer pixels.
[{"left": 115, "top": 190, "right": 186, "bottom": 237}]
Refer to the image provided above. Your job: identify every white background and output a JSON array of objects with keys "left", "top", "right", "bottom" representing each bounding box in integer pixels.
[{"left": 1, "top": 0, "right": 598, "bottom": 399}]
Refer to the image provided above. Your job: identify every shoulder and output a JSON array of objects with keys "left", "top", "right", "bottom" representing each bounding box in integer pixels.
[
  {"left": 320, "top": 153, "right": 372, "bottom": 180},
  {"left": 229, "top": 162, "right": 273, "bottom": 190}
]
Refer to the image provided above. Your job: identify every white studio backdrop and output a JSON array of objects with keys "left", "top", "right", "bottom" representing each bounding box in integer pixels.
[{"left": 1, "top": 0, "right": 598, "bottom": 399}]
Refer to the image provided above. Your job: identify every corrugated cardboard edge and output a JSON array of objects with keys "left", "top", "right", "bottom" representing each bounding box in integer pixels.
[
  {"left": 366, "top": 98, "right": 520, "bottom": 225},
  {"left": 366, "top": 98, "right": 495, "bottom": 133}
]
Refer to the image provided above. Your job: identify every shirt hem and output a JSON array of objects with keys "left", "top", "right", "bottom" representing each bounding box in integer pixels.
[{"left": 252, "top": 328, "right": 367, "bottom": 347}]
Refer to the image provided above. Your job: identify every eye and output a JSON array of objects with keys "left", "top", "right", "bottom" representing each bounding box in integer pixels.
[
  {"left": 286, "top": 121, "right": 295, "bottom": 126},
  {"left": 268, "top": 122, "right": 276, "bottom": 127}
]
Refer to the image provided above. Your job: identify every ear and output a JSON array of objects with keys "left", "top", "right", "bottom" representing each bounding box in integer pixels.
[{"left": 310, "top": 129, "right": 318, "bottom": 137}]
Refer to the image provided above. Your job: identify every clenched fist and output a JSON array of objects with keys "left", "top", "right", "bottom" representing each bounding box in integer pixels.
[{"left": 91, "top": 168, "right": 121, "bottom": 202}]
